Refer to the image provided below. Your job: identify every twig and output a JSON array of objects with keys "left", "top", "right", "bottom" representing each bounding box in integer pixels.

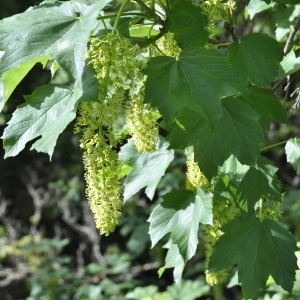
[
  {"left": 59, "top": 200, "right": 105, "bottom": 264},
  {"left": 284, "top": 17, "right": 300, "bottom": 55},
  {"left": 224, "top": 21, "right": 239, "bottom": 42}
]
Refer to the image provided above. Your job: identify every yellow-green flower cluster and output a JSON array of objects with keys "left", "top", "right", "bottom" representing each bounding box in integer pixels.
[
  {"left": 200, "top": 0, "right": 236, "bottom": 26},
  {"left": 76, "top": 34, "right": 155, "bottom": 235},
  {"left": 87, "top": 33, "right": 146, "bottom": 97},
  {"left": 256, "top": 199, "right": 282, "bottom": 221},
  {"left": 75, "top": 102, "right": 122, "bottom": 236},
  {"left": 156, "top": 32, "right": 181, "bottom": 59},
  {"left": 126, "top": 90, "right": 160, "bottom": 153},
  {"left": 185, "top": 147, "right": 209, "bottom": 191},
  {"left": 204, "top": 198, "right": 238, "bottom": 285}
]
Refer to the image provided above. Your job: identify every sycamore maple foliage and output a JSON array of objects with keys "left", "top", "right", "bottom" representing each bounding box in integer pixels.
[{"left": 1, "top": 0, "right": 300, "bottom": 299}]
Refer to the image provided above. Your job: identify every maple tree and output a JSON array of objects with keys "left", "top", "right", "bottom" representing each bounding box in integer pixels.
[{"left": 1, "top": 0, "right": 300, "bottom": 298}]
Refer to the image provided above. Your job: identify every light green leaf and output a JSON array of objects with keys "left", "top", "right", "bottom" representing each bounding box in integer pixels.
[
  {"left": 144, "top": 48, "right": 246, "bottom": 124},
  {"left": 277, "top": 51, "right": 300, "bottom": 80},
  {"left": 219, "top": 155, "right": 250, "bottom": 180},
  {"left": 2, "top": 84, "right": 81, "bottom": 158},
  {"left": 209, "top": 216, "right": 298, "bottom": 299},
  {"left": 0, "top": 56, "right": 49, "bottom": 111},
  {"left": 285, "top": 137, "right": 300, "bottom": 175},
  {"left": 228, "top": 33, "right": 283, "bottom": 86},
  {"left": 0, "top": 0, "right": 110, "bottom": 82},
  {"left": 246, "top": 0, "right": 274, "bottom": 19},
  {"left": 148, "top": 189, "right": 213, "bottom": 261},
  {"left": 159, "top": 241, "right": 185, "bottom": 284},
  {"left": 166, "top": 0, "right": 208, "bottom": 48},
  {"left": 119, "top": 138, "right": 174, "bottom": 201},
  {"left": 129, "top": 24, "right": 160, "bottom": 38}
]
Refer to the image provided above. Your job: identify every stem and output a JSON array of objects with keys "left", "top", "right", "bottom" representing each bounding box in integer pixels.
[
  {"left": 212, "top": 284, "right": 223, "bottom": 300},
  {"left": 112, "top": 0, "right": 131, "bottom": 34},
  {"left": 97, "top": 12, "right": 148, "bottom": 21},
  {"left": 260, "top": 140, "right": 288, "bottom": 152},
  {"left": 134, "top": 0, "right": 158, "bottom": 19},
  {"left": 259, "top": 198, "right": 263, "bottom": 220}
]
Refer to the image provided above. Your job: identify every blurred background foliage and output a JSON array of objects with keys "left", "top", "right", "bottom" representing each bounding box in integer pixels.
[{"left": 0, "top": 0, "right": 300, "bottom": 299}]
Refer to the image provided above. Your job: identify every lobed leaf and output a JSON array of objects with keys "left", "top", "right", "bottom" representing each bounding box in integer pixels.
[
  {"left": 244, "top": 86, "right": 286, "bottom": 132},
  {"left": 119, "top": 138, "right": 174, "bottom": 201},
  {"left": 0, "top": 0, "right": 110, "bottom": 83},
  {"left": 166, "top": 0, "right": 208, "bottom": 49},
  {"left": 209, "top": 216, "right": 298, "bottom": 299},
  {"left": 0, "top": 56, "right": 49, "bottom": 112},
  {"left": 148, "top": 188, "right": 213, "bottom": 261},
  {"left": 228, "top": 33, "right": 283, "bottom": 86},
  {"left": 168, "top": 98, "right": 263, "bottom": 179},
  {"left": 1, "top": 84, "right": 81, "bottom": 158},
  {"left": 144, "top": 48, "right": 246, "bottom": 125}
]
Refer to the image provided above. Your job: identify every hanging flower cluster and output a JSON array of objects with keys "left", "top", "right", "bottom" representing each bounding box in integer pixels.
[
  {"left": 75, "top": 33, "right": 161, "bottom": 235},
  {"left": 185, "top": 147, "right": 210, "bottom": 191},
  {"left": 204, "top": 198, "right": 238, "bottom": 285},
  {"left": 126, "top": 89, "right": 160, "bottom": 153}
]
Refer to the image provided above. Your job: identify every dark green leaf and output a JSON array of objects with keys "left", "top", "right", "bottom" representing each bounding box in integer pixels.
[
  {"left": 222, "top": 97, "right": 264, "bottom": 165},
  {"left": 2, "top": 84, "right": 81, "bottom": 158},
  {"left": 245, "top": 86, "right": 286, "bottom": 131},
  {"left": 236, "top": 167, "right": 276, "bottom": 212},
  {"left": 228, "top": 33, "right": 283, "bottom": 86},
  {"left": 166, "top": 0, "right": 208, "bottom": 48},
  {"left": 148, "top": 188, "right": 213, "bottom": 261},
  {"left": 168, "top": 98, "right": 263, "bottom": 179},
  {"left": 144, "top": 48, "right": 246, "bottom": 124},
  {"left": 119, "top": 138, "right": 174, "bottom": 201},
  {"left": 209, "top": 217, "right": 298, "bottom": 299},
  {"left": 285, "top": 137, "right": 300, "bottom": 175}
]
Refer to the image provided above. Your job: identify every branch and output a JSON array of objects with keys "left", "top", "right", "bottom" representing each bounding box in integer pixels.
[
  {"left": 284, "top": 17, "right": 300, "bottom": 54},
  {"left": 59, "top": 200, "right": 105, "bottom": 264},
  {"left": 25, "top": 181, "right": 50, "bottom": 236}
]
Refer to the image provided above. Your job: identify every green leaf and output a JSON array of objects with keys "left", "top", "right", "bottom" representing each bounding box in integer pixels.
[
  {"left": 0, "top": 0, "right": 110, "bottom": 82},
  {"left": 222, "top": 97, "right": 264, "bottom": 165},
  {"left": 159, "top": 241, "right": 185, "bottom": 283},
  {"left": 119, "top": 138, "right": 174, "bottom": 201},
  {"left": 277, "top": 51, "right": 300, "bottom": 80},
  {"left": 168, "top": 108, "right": 228, "bottom": 179},
  {"left": 245, "top": 86, "right": 286, "bottom": 131},
  {"left": 236, "top": 166, "right": 280, "bottom": 212},
  {"left": 246, "top": 0, "right": 274, "bottom": 19},
  {"left": 168, "top": 98, "right": 263, "bottom": 179},
  {"left": 209, "top": 216, "right": 298, "bottom": 299},
  {"left": 148, "top": 188, "right": 213, "bottom": 261},
  {"left": 0, "top": 56, "right": 49, "bottom": 111},
  {"left": 228, "top": 33, "right": 283, "bottom": 86},
  {"left": 1, "top": 84, "right": 81, "bottom": 158},
  {"left": 144, "top": 48, "right": 246, "bottom": 124},
  {"left": 129, "top": 24, "right": 160, "bottom": 38},
  {"left": 285, "top": 137, "right": 300, "bottom": 175},
  {"left": 166, "top": 0, "right": 208, "bottom": 48}
]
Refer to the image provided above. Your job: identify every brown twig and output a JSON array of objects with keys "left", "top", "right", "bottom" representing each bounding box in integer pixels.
[{"left": 284, "top": 17, "right": 300, "bottom": 55}]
